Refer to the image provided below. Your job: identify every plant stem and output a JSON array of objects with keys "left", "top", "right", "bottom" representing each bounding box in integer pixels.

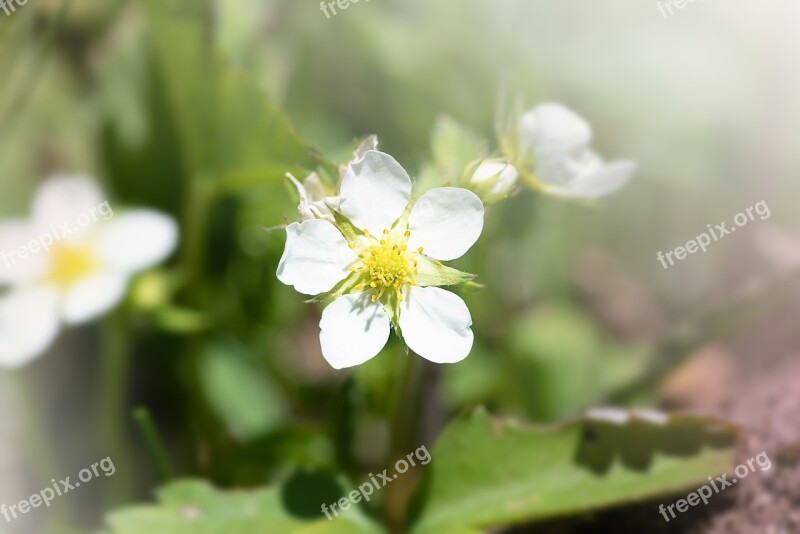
[
  {"left": 99, "top": 308, "right": 135, "bottom": 504},
  {"left": 16, "top": 372, "right": 71, "bottom": 528},
  {"left": 132, "top": 407, "right": 174, "bottom": 483},
  {"left": 389, "top": 353, "right": 419, "bottom": 457}
]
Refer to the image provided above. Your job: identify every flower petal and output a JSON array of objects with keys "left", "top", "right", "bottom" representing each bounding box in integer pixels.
[
  {"left": 0, "top": 287, "right": 60, "bottom": 368},
  {"left": 0, "top": 220, "right": 48, "bottom": 285},
  {"left": 470, "top": 160, "right": 519, "bottom": 197},
  {"left": 518, "top": 103, "right": 592, "bottom": 157},
  {"left": 407, "top": 188, "right": 484, "bottom": 261},
  {"left": 319, "top": 293, "right": 390, "bottom": 369},
  {"left": 340, "top": 151, "right": 412, "bottom": 232},
  {"left": 60, "top": 271, "right": 128, "bottom": 325},
  {"left": 561, "top": 159, "right": 636, "bottom": 198},
  {"left": 276, "top": 220, "right": 356, "bottom": 296},
  {"left": 399, "top": 286, "right": 473, "bottom": 364},
  {"left": 32, "top": 176, "right": 106, "bottom": 234},
  {"left": 97, "top": 210, "right": 179, "bottom": 273}
]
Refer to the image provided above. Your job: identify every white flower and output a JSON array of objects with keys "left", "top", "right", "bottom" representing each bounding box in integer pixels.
[
  {"left": 277, "top": 150, "right": 484, "bottom": 369},
  {"left": 469, "top": 159, "right": 519, "bottom": 203},
  {"left": 286, "top": 172, "right": 338, "bottom": 222},
  {"left": 0, "top": 177, "right": 178, "bottom": 367},
  {"left": 516, "top": 103, "right": 635, "bottom": 198},
  {"left": 287, "top": 135, "right": 380, "bottom": 223}
]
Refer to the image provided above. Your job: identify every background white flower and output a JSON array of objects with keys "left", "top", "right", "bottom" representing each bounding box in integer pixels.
[
  {"left": 517, "top": 103, "right": 636, "bottom": 198},
  {"left": 0, "top": 177, "right": 178, "bottom": 368},
  {"left": 469, "top": 159, "right": 519, "bottom": 203},
  {"left": 277, "top": 150, "right": 483, "bottom": 369}
]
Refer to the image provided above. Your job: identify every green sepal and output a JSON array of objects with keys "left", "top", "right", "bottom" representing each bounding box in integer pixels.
[
  {"left": 305, "top": 274, "right": 361, "bottom": 305},
  {"left": 416, "top": 256, "right": 476, "bottom": 287},
  {"left": 330, "top": 209, "right": 361, "bottom": 243}
]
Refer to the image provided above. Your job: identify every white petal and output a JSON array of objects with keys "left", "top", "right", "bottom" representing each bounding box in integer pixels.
[
  {"left": 97, "top": 210, "right": 178, "bottom": 273},
  {"left": 340, "top": 151, "right": 412, "bottom": 233},
  {"left": 399, "top": 286, "right": 473, "bottom": 364},
  {"left": 319, "top": 293, "right": 390, "bottom": 369},
  {"left": 0, "top": 287, "right": 60, "bottom": 367},
  {"left": 407, "top": 188, "right": 484, "bottom": 261},
  {"left": 470, "top": 161, "right": 519, "bottom": 196},
  {"left": 0, "top": 220, "right": 48, "bottom": 285},
  {"left": 562, "top": 160, "right": 636, "bottom": 198},
  {"left": 276, "top": 220, "right": 356, "bottom": 296},
  {"left": 518, "top": 103, "right": 592, "bottom": 156},
  {"left": 32, "top": 176, "right": 107, "bottom": 235},
  {"left": 60, "top": 271, "right": 128, "bottom": 325}
]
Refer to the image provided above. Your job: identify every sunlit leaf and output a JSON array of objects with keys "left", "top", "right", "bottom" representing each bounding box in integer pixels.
[{"left": 408, "top": 408, "right": 737, "bottom": 532}]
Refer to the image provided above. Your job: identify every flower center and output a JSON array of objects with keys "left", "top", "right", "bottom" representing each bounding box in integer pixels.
[
  {"left": 349, "top": 229, "right": 422, "bottom": 302},
  {"left": 46, "top": 242, "right": 99, "bottom": 287}
]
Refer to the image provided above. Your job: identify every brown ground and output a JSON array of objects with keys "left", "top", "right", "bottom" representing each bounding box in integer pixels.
[{"left": 510, "top": 355, "right": 800, "bottom": 534}]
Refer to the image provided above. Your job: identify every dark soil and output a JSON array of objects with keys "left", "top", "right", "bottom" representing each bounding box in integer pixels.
[{"left": 510, "top": 356, "right": 800, "bottom": 534}]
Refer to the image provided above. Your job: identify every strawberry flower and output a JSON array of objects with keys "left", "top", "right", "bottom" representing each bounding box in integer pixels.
[
  {"left": 0, "top": 177, "right": 178, "bottom": 367},
  {"left": 277, "top": 150, "right": 483, "bottom": 369},
  {"left": 510, "top": 103, "right": 636, "bottom": 198}
]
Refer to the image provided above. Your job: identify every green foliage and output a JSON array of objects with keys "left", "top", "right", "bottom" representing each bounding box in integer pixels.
[
  {"left": 509, "top": 304, "right": 649, "bottom": 422},
  {"left": 408, "top": 409, "right": 737, "bottom": 532},
  {"left": 199, "top": 342, "right": 287, "bottom": 441},
  {"left": 430, "top": 115, "right": 487, "bottom": 183},
  {"left": 137, "top": 0, "right": 320, "bottom": 191},
  {"left": 105, "top": 479, "right": 384, "bottom": 534}
]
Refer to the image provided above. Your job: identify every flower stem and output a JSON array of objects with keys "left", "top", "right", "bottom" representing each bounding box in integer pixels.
[
  {"left": 132, "top": 407, "right": 174, "bottom": 483},
  {"left": 15, "top": 372, "right": 71, "bottom": 528},
  {"left": 99, "top": 308, "right": 135, "bottom": 504},
  {"left": 389, "top": 352, "right": 419, "bottom": 456},
  {"left": 384, "top": 351, "right": 422, "bottom": 530}
]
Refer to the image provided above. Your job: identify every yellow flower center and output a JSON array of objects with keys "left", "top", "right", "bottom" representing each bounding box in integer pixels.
[
  {"left": 349, "top": 228, "right": 422, "bottom": 303},
  {"left": 46, "top": 242, "right": 99, "bottom": 287}
]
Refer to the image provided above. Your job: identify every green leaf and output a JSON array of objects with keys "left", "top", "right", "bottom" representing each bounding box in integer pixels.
[
  {"left": 137, "top": 0, "right": 319, "bottom": 191},
  {"left": 509, "top": 304, "right": 649, "bottom": 422},
  {"left": 408, "top": 408, "right": 737, "bottom": 532},
  {"left": 105, "top": 479, "right": 384, "bottom": 534},
  {"left": 199, "top": 342, "right": 287, "bottom": 441}
]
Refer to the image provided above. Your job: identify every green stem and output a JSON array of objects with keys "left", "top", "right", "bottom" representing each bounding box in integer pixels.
[
  {"left": 132, "top": 407, "right": 174, "bottom": 483},
  {"left": 383, "top": 353, "right": 421, "bottom": 531},
  {"left": 389, "top": 353, "right": 418, "bottom": 457},
  {"left": 99, "top": 308, "right": 135, "bottom": 504},
  {"left": 15, "top": 372, "right": 71, "bottom": 528}
]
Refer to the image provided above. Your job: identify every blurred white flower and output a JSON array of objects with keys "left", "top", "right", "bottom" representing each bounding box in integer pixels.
[
  {"left": 469, "top": 159, "right": 519, "bottom": 203},
  {"left": 516, "top": 103, "right": 635, "bottom": 198},
  {"left": 277, "top": 150, "right": 483, "bottom": 369},
  {"left": 0, "top": 177, "right": 178, "bottom": 367}
]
